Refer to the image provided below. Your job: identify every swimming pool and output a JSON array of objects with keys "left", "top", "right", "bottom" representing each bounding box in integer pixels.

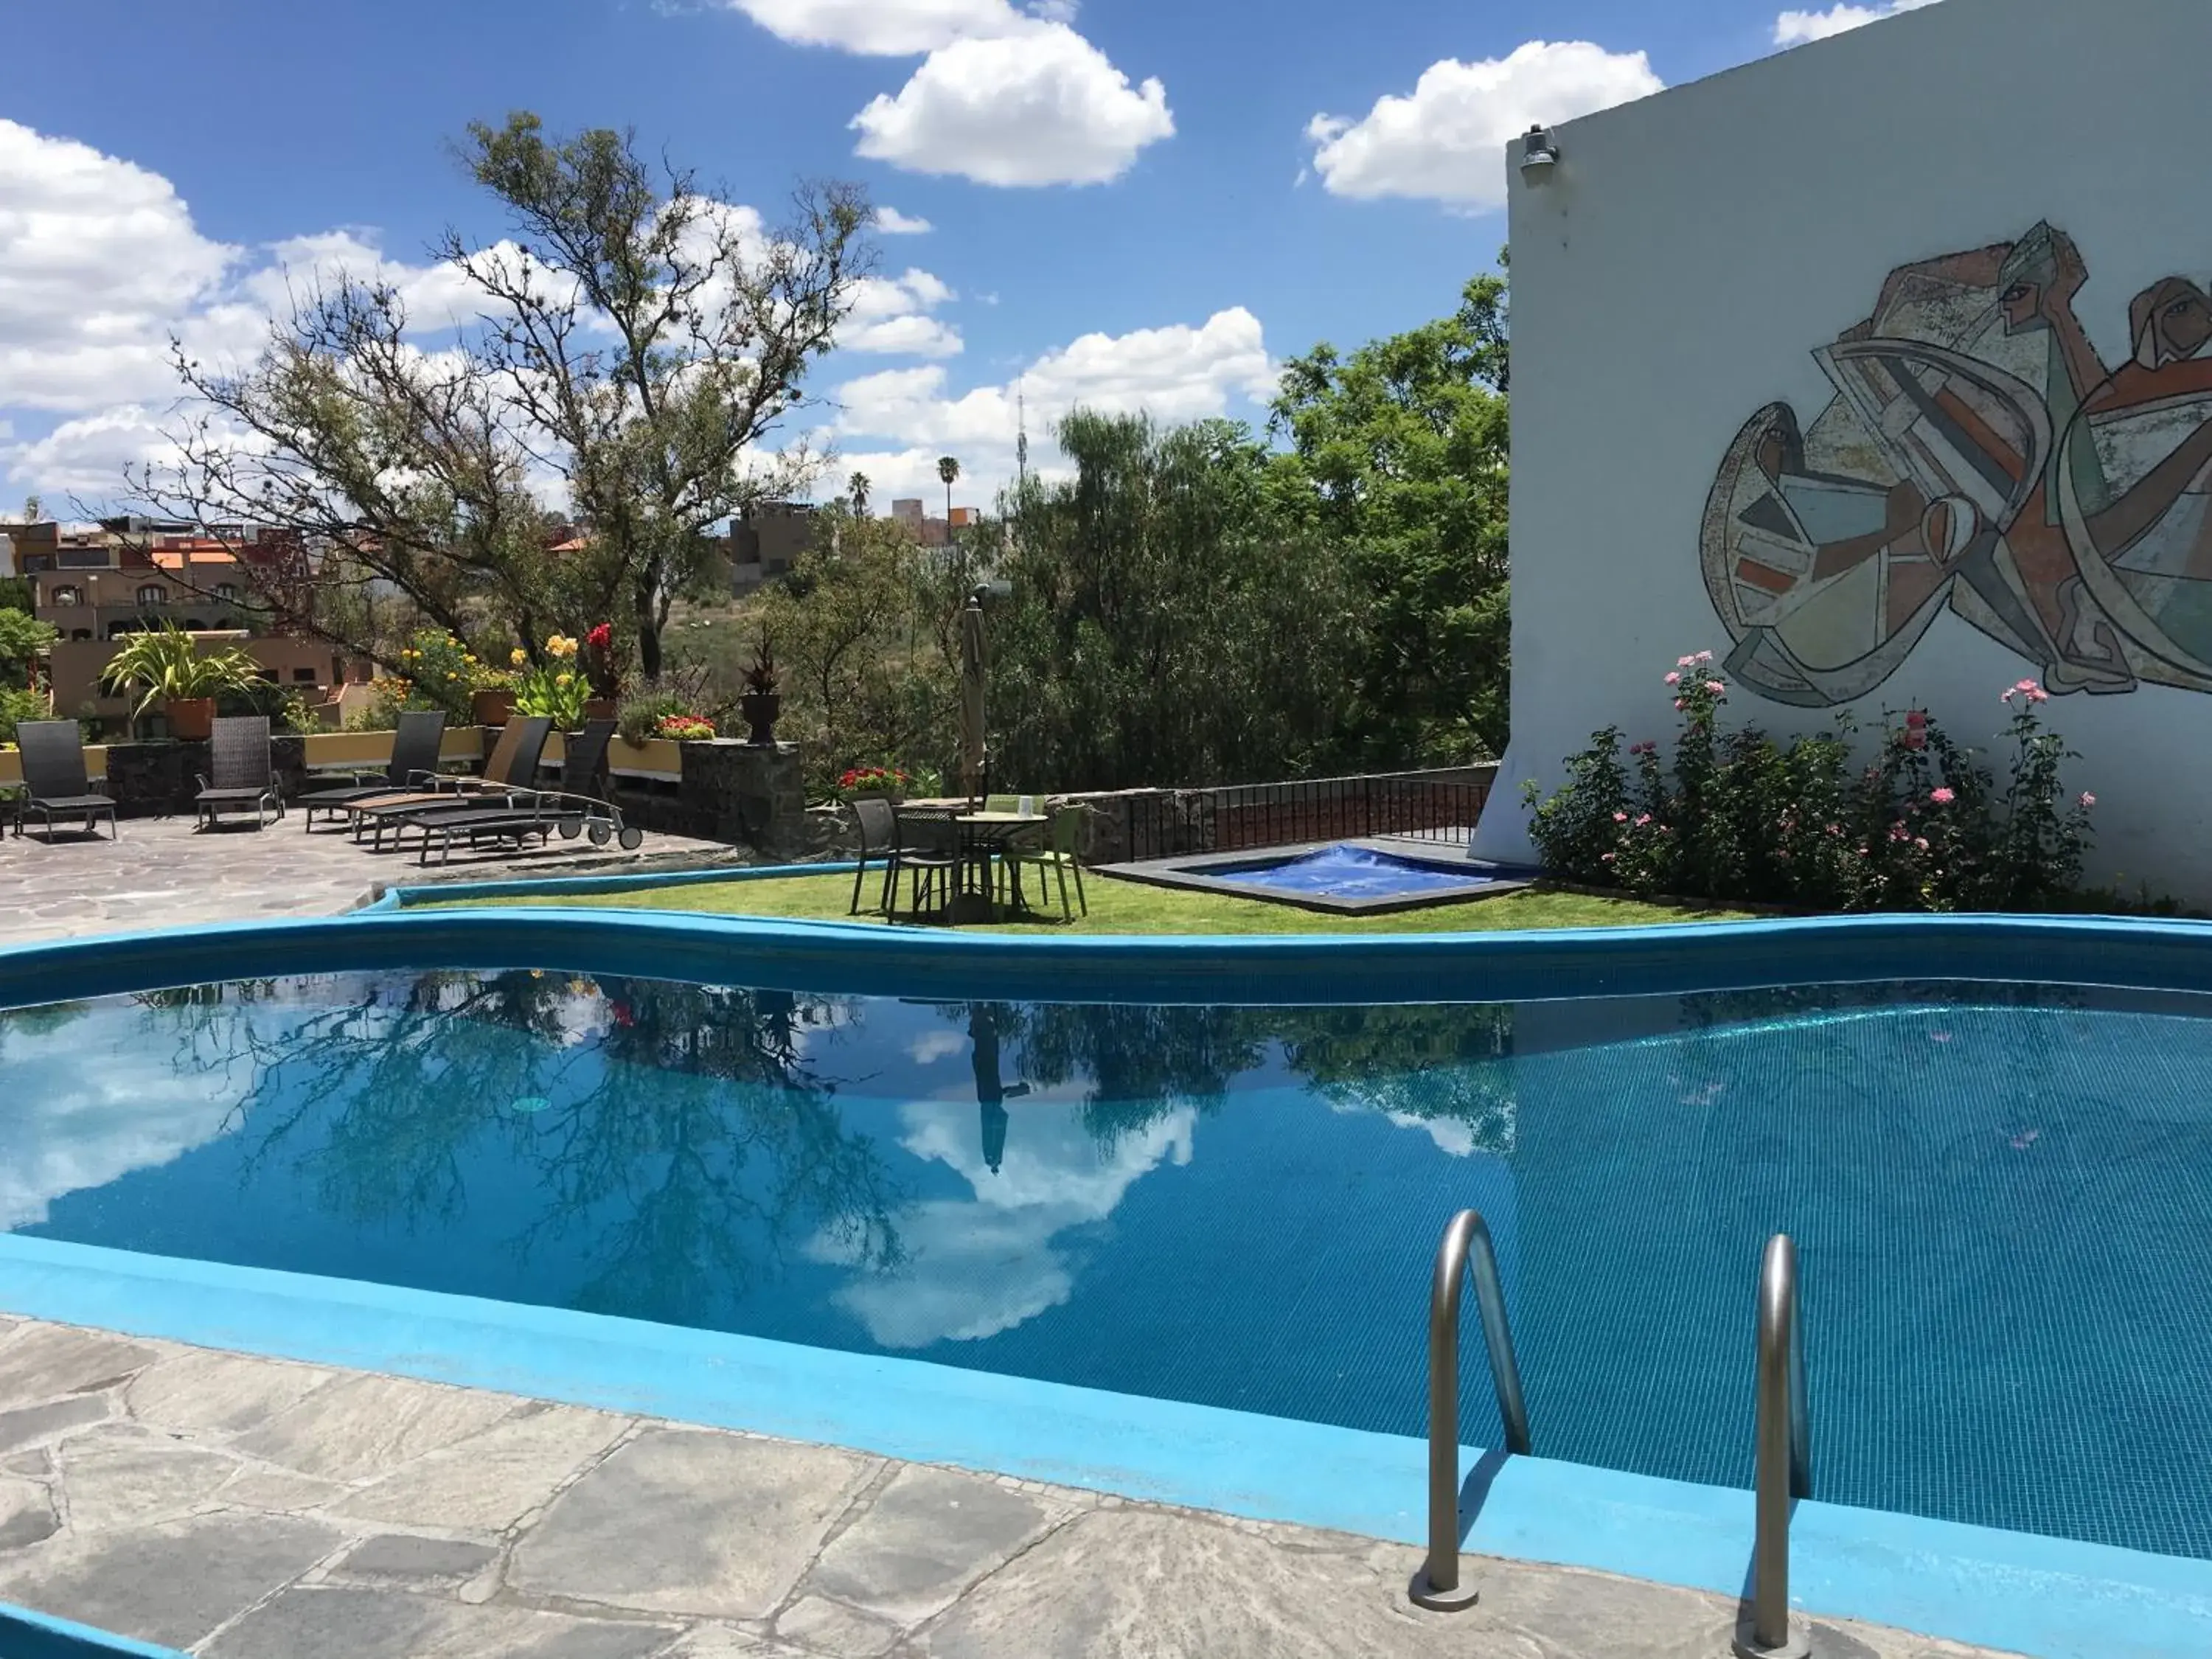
[
  {"left": 8, "top": 961, "right": 2212, "bottom": 1565},
  {"left": 1098, "top": 841, "right": 1534, "bottom": 912},
  {"left": 1216, "top": 844, "right": 1504, "bottom": 900}
]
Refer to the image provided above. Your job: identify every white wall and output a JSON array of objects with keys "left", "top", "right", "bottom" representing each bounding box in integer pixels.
[{"left": 1473, "top": 0, "right": 2212, "bottom": 902}]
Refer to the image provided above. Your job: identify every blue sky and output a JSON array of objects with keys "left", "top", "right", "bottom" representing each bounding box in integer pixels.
[{"left": 0, "top": 0, "right": 1934, "bottom": 514}]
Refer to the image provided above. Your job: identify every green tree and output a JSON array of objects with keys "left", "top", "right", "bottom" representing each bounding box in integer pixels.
[
  {"left": 1270, "top": 267, "right": 1510, "bottom": 761},
  {"left": 147, "top": 112, "right": 872, "bottom": 681},
  {"left": 754, "top": 507, "right": 962, "bottom": 793},
  {"left": 0, "top": 608, "right": 58, "bottom": 686},
  {"left": 936, "top": 455, "right": 960, "bottom": 523},
  {"left": 992, "top": 411, "right": 1361, "bottom": 791}
]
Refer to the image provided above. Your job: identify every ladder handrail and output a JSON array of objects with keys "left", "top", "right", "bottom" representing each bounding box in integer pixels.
[
  {"left": 1735, "top": 1233, "right": 1813, "bottom": 1659},
  {"left": 1408, "top": 1208, "right": 1530, "bottom": 1613}
]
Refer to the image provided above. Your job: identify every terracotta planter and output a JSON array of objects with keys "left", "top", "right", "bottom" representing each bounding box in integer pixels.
[
  {"left": 583, "top": 697, "right": 619, "bottom": 723},
  {"left": 471, "top": 688, "right": 515, "bottom": 727},
  {"left": 739, "top": 692, "right": 782, "bottom": 746},
  {"left": 164, "top": 698, "right": 215, "bottom": 741}
]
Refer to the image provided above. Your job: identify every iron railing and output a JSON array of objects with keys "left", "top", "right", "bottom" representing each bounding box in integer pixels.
[{"left": 1113, "top": 768, "right": 1493, "bottom": 863}]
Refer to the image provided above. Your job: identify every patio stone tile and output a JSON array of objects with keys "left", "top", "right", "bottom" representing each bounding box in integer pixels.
[
  {"left": 215, "top": 1465, "right": 348, "bottom": 1512},
  {"left": 333, "top": 1533, "right": 500, "bottom": 1587},
  {"left": 201, "top": 1585, "right": 681, "bottom": 1659},
  {"left": 0, "top": 1326, "right": 156, "bottom": 1405},
  {"left": 54, "top": 1427, "right": 240, "bottom": 1530},
  {"left": 800, "top": 1464, "right": 1061, "bottom": 1625},
  {"left": 658, "top": 1629, "right": 811, "bottom": 1658},
  {"left": 771, "top": 1596, "right": 902, "bottom": 1658},
  {"left": 0, "top": 1395, "right": 111, "bottom": 1454},
  {"left": 0, "top": 1510, "right": 341, "bottom": 1651},
  {"left": 511, "top": 1428, "right": 879, "bottom": 1620},
  {"left": 334, "top": 1403, "right": 629, "bottom": 1531},
  {"left": 229, "top": 1373, "right": 519, "bottom": 1483},
  {"left": 127, "top": 1347, "right": 334, "bottom": 1439},
  {"left": 0, "top": 1476, "right": 58, "bottom": 1553}
]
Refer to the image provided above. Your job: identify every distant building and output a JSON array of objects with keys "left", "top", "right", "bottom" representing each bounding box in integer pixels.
[
  {"left": 728, "top": 501, "right": 819, "bottom": 594},
  {"left": 889, "top": 498, "right": 926, "bottom": 535},
  {"left": 948, "top": 507, "right": 981, "bottom": 529}
]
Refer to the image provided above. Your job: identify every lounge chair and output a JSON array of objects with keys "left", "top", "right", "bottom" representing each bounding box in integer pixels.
[
  {"left": 195, "top": 716, "right": 283, "bottom": 830},
  {"left": 10, "top": 720, "right": 116, "bottom": 841},
  {"left": 297, "top": 710, "right": 448, "bottom": 830},
  {"left": 396, "top": 722, "right": 644, "bottom": 865},
  {"left": 341, "top": 717, "right": 552, "bottom": 848}
]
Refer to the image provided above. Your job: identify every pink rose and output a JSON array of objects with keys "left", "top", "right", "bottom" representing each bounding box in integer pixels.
[
  {"left": 1673, "top": 698, "right": 1685, "bottom": 711},
  {"left": 1905, "top": 709, "right": 1927, "bottom": 728},
  {"left": 2028, "top": 686, "right": 2049, "bottom": 703},
  {"left": 2079, "top": 792, "right": 2096, "bottom": 807},
  {"left": 1901, "top": 731, "right": 1926, "bottom": 751},
  {"left": 1705, "top": 679, "right": 1727, "bottom": 695},
  {"left": 1677, "top": 655, "right": 1697, "bottom": 668},
  {"left": 1915, "top": 837, "right": 1930, "bottom": 852},
  {"left": 1613, "top": 811, "right": 1629, "bottom": 823},
  {"left": 1635, "top": 813, "right": 1652, "bottom": 827},
  {"left": 1665, "top": 671, "right": 1682, "bottom": 685},
  {"left": 1930, "top": 787, "right": 1954, "bottom": 804},
  {"left": 1694, "top": 650, "right": 1714, "bottom": 663}
]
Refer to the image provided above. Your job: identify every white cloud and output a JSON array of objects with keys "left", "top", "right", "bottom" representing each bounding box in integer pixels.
[
  {"left": 824, "top": 306, "right": 1274, "bottom": 506},
  {"left": 852, "top": 23, "right": 1173, "bottom": 186},
  {"left": 726, "top": 0, "right": 1028, "bottom": 55},
  {"left": 841, "top": 266, "right": 963, "bottom": 357},
  {"left": 872, "top": 205, "right": 935, "bottom": 235},
  {"left": 0, "top": 118, "right": 239, "bottom": 412},
  {"left": 813, "top": 1091, "right": 1194, "bottom": 1348},
  {"left": 1306, "top": 39, "right": 1663, "bottom": 209},
  {"left": 1774, "top": 0, "right": 1941, "bottom": 44}
]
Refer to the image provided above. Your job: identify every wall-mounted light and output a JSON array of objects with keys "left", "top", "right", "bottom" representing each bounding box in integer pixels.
[{"left": 1519, "top": 124, "right": 1560, "bottom": 183}]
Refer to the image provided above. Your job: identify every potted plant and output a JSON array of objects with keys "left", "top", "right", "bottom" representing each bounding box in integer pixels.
[
  {"left": 656, "top": 713, "right": 716, "bottom": 742},
  {"left": 581, "top": 622, "right": 622, "bottom": 722},
  {"left": 99, "top": 624, "right": 261, "bottom": 740},
  {"left": 838, "top": 764, "right": 909, "bottom": 804},
  {"left": 513, "top": 633, "right": 588, "bottom": 730},
  {"left": 740, "top": 627, "right": 781, "bottom": 745},
  {"left": 474, "top": 651, "right": 521, "bottom": 727}
]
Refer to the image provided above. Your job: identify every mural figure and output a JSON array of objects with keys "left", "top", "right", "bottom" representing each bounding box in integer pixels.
[{"left": 1701, "top": 223, "right": 2212, "bottom": 704}]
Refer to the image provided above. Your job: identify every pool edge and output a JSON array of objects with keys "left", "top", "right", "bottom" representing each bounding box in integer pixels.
[{"left": 0, "top": 1234, "right": 2202, "bottom": 1659}]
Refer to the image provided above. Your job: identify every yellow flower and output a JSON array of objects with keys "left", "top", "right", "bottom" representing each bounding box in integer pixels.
[
  {"left": 555, "top": 672, "right": 574, "bottom": 688},
  {"left": 546, "top": 634, "right": 577, "bottom": 659},
  {"left": 510, "top": 648, "right": 526, "bottom": 667}
]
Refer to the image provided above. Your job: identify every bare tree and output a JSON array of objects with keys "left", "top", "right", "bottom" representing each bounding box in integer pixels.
[{"left": 139, "top": 112, "right": 872, "bottom": 678}]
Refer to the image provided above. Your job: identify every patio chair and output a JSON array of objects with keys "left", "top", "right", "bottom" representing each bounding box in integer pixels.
[
  {"left": 1005, "top": 807, "right": 1087, "bottom": 920},
  {"left": 891, "top": 806, "right": 960, "bottom": 921},
  {"left": 397, "top": 722, "right": 641, "bottom": 865},
  {"left": 195, "top": 716, "right": 284, "bottom": 830},
  {"left": 849, "top": 795, "right": 898, "bottom": 916},
  {"left": 342, "top": 717, "right": 552, "bottom": 847},
  {"left": 297, "top": 710, "right": 448, "bottom": 830},
  {"left": 11, "top": 720, "right": 116, "bottom": 841}
]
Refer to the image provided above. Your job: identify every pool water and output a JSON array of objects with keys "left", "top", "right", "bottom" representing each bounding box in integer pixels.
[
  {"left": 1213, "top": 844, "right": 1495, "bottom": 900},
  {"left": 4, "top": 972, "right": 2212, "bottom": 1561}
]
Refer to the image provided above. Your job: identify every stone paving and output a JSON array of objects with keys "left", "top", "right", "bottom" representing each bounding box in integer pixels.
[
  {"left": 0, "top": 1318, "right": 2014, "bottom": 1659},
  {"left": 0, "top": 814, "right": 743, "bottom": 947}
]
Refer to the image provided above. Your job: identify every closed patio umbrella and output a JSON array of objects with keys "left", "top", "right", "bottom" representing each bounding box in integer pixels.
[{"left": 958, "top": 588, "right": 987, "bottom": 802}]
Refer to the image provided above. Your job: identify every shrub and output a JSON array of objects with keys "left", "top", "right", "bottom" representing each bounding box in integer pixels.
[
  {"left": 1525, "top": 653, "right": 2097, "bottom": 913},
  {"left": 619, "top": 689, "right": 689, "bottom": 745},
  {"left": 0, "top": 684, "right": 51, "bottom": 745},
  {"left": 394, "top": 629, "right": 504, "bottom": 723}
]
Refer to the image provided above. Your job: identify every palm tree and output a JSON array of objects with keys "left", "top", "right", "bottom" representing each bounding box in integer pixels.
[
  {"left": 847, "top": 472, "right": 871, "bottom": 516},
  {"left": 936, "top": 456, "right": 960, "bottom": 526}
]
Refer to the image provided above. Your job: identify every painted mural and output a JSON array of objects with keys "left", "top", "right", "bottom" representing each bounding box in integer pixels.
[{"left": 1701, "top": 223, "right": 2212, "bottom": 706}]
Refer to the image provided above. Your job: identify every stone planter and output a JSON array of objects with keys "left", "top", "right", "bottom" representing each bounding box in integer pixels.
[
  {"left": 471, "top": 688, "right": 515, "bottom": 726},
  {"left": 739, "top": 692, "right": 782, "bottom": 746},
  {"left": 164, "top": 698, "right": 215, "bottom": 741}
]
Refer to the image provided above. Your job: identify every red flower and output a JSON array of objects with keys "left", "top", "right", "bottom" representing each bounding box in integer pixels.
[{"left": 586, "top": 623, "right": 613, "bottom": 652}]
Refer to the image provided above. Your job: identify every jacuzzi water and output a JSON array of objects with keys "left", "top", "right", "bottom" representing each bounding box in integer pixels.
[
  {"left": 5, "top": 970, "right": 2211, "bottom": 1562},
  {"left": 1210, "top": 844, "right": 1496, "bottom": 900}
]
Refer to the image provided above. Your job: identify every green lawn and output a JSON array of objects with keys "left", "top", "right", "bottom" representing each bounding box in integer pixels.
[{"left": 448, "top": 869, "right": 1755, "bottom": 934}]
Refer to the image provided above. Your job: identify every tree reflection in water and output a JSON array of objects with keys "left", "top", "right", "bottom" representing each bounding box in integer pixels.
[{"left": 136, "top": 972, "right": 909, "bottom": 1322}]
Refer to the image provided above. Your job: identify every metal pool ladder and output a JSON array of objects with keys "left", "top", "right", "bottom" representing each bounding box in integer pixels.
[
  {"left": 1408, "top": 1208, "right": 1531, "bottom": 1612},
  {"left": 1734, "top": 1234, "right": 1813, "bottom": 1659}
]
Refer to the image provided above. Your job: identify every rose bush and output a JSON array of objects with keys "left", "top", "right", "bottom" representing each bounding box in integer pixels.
[{"left": 1524, "top": 653, "right": 2097, "bottom": 911}]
